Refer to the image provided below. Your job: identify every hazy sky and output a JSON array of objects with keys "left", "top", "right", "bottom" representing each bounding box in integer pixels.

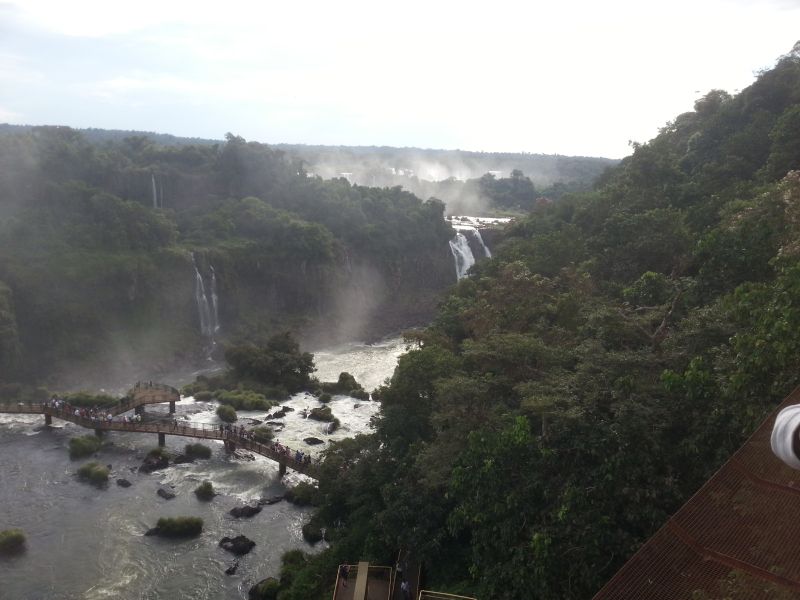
[{"left": 1, "top": 0, "right": 798, "bottom": 158}]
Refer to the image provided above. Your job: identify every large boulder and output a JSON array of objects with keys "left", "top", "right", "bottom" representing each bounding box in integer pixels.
[
  {"left": 258, "top": 495, "right": 284, "bottom": 506},
  {"left": 219, "top": 534, "right": 256, "bottom": 555},
  {"left": 229, "top": 505, "right": 262, "bottom": 518},
  {"left": 304, "top": 437, "right": 325, "bottom": 446},
  {"left": 157, "top": 488, "right": 176, "bottom": 500},
  {"left": 139, "top": 454, "right": 169, "bottom": 473},
  {"left": 116, "top": 478, "right": 132, "bottom": 488}
]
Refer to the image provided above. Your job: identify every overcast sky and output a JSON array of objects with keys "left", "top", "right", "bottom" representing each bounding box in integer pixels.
[{"left": 1, "top": 0, "right": 798, "bottom": 158}]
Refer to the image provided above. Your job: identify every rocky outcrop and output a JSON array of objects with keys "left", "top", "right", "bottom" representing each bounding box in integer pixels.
[
  {"left": 229, "top": 505, "right": 262, "bottom": 518},
  {"left": 157, "top": 488, "right": 176, "bottom": 500},
  {"left": 116, "top": 478, "right": 132, "bottom": 488},
  {"left": 139, "top": 454, "right": 169, "bottom": 473},
  {"left": 219, "top": 535, "right": 256, "bottom": 555},
  {"left": 304, "top": 437, "right": 325, "bottom": 446},
  {"left": 258, "top": 495, "right": 284, "bottom": 506}
]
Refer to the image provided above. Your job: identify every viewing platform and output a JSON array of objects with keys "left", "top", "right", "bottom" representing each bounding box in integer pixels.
[{"left": 331, "top": 555, "right": 476, "bottom": 600}]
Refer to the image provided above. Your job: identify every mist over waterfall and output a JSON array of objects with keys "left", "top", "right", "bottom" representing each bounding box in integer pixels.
[
  {"left": 191, "top": 254, "right": 219, "bottom": 337},
  {"left": 449, "top": 232, "right": 476, "bottom": 280}
]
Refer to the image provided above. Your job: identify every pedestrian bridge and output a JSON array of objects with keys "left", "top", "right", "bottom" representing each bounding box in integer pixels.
[{"left": 0, "top": 381, "right": 319, "bottom": 479}]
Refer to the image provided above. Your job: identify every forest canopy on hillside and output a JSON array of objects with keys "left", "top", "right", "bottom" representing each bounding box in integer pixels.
[{"left": 266, "top": 43, "right": 800, "bottom": 600}]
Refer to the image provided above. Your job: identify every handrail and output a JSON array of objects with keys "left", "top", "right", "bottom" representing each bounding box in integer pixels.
[{"left": 417, "top": 592, "right": 477, "bottom": 600}]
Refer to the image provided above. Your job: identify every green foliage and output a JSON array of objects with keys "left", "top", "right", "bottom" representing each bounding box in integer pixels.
[
  {"left": 251, "top": 426, "right": 274, "bottom": 444},
  {"left": 249, "top": 577, "right": 280, "bottom": 600},
  {"left": 184, "top": 443, "right": 212, "bottom": 459},
  {"left": 216, "top": 389, "right": 274, "bottom": 411},
  {"left": 0, "top": 529, "right": 25, "bottom": 555},
  {"left": 320, "top": 371, "right": 369, "bottom": 400},
  {"left": 308, "top": 406, "right": 334, "bottom": 422},
  {"left": 302, "top": 518, "right": 324, "bottom": 544},
  {"left": 284, "top": 482, "right": 319, "bottom": 507},
  {"left": 217, "top": 404, "right": 238, "bottom": 423},
  {"left": 275, "top": 48, "right": 800, "bottom": 600},
  {"left": 194, "top": 480, "right": 215, "bottom": 501},
  {"left": 147, "top": 446, "right": 170, "bottom": 460},
  {"left": 224, "top": 332, "right": 315, "bottom": 393},
  {"left": 76, "top": 462, "right": 109, "bottom": 486},
  {"left": 69, "top": 435, "right": 102, "bottom": 459},
  {"left": 63, "top": 391, "right": 119, "bottom": 408},
  {"left": 153, "top": 516, "right": 203, "bottom": 537}
]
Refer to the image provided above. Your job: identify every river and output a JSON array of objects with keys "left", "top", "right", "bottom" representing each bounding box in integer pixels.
[{"left": 0, "top": 337, "right": 409, "bottom": 600}]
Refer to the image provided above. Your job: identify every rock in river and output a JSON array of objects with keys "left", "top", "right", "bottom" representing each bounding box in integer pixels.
[
  {"left": 219, "top": 534, "right": 256, "bottom": 555},
  {"left": 157, "top": 488, "right": 176, "bottom": 500},
  {"left": 229, "top": 504, "right": 262, "bottom": 518}
]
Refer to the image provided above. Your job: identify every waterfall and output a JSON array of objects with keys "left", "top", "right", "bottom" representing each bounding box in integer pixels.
[
  {"left": 151, "top": 174, "right": 158, "bottom": 209},
  {"left": 449, "top": 232, "right": 476, "bottom": 280},
  {"left": 471, "top": 228, "right": 492, "bottom": 258},
  {"left": 191, "top": 255, "right": 219, "bottom": 338},
  {"left": 209, "top": 266, "right": 220, "bottom": 333}
]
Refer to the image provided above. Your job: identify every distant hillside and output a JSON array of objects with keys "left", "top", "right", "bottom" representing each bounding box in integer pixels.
[
  {"left": 275, "top": 143, "right": 618, "bottom": 187},
  {"left": 0, "top": 124, "right": 617, "bottom": 215}
]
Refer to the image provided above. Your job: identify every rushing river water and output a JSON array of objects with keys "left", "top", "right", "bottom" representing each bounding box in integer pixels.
[{"left": 0, "top": 337, "right": 409, "bottom": 600}]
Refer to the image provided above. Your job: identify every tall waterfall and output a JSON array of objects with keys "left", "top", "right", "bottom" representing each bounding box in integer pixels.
[
  {"left": 471, "top": 228, "right": 492, "bottom": 258},
  {"left": 151, "top": 174, "right": 158, "bottom": 209},
  {"left": 449, "top": 232, "right": 476, "bottom": 280},
  {"left": 209, "top": 266, "right": 220, "bottom": 333},
  {"left": 191, "top": 255, "right": 219, "bottom": 337}
]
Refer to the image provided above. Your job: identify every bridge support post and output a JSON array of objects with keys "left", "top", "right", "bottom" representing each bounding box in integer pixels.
[
  {"left": 279, "top": 462, "right": 287, "bottom": 478},
  {"left": 158, "top": 432, "right": 166, "bottom": 447},
  {"left": 94, "top": 429, "right": 103, "bottom": 438},
  {"left": 169, "top": 401, "right": 176, "bottom": 414},
  {"left": 45, "top": 413, "right": 52, "bottom": 426},
  {"left": 135, "top": 405, "right": 144, "bottom": 416},
  {"left": 224, "top": 440, "right": 236, "bottom": 453}
]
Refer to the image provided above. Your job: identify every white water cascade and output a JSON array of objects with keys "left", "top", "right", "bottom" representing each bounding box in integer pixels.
[
  {"left": 449, "top": 232, "right": 476, "bottom": 280},
  {"left": 151, "top": 174, "right": 158, "bottom": 209},
  {"left": 471, "top": 228, "right": 492, "bottom": 258},
  {"left": 192, "top": 255, "right": 219, "bottom": 337}
]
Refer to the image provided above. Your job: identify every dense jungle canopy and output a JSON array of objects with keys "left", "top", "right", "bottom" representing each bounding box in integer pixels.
[{"left": 266, "top": 43, "right": 800, "bottom": 599}]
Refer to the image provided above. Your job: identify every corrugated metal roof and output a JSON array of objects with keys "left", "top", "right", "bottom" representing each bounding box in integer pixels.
[{"left": 594, "top": 386, "right": 800, "bottom": 599}]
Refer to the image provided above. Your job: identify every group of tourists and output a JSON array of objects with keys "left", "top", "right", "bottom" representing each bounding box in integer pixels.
[
  {"left": 44, "top": 396, "right": 141, "bottom": 425},
  {"left": 216, "top": 423, "right": 316, "bottom": 468}
]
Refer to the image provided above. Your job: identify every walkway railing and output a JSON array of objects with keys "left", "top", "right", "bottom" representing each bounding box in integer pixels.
[{"left": 0, "top": 400, "right": 320, "bottom": 479}]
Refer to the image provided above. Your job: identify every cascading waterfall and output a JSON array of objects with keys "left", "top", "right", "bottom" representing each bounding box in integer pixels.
[
  {"left": 209, "top": 266, "right": 220, "bottom": 333},
  {"left": 151, "top": 174, "right": 158, "bottom": 209},
  {"left": 191, "top": 254, "right": 219, "bottom": 338},
  {"left": 449, "top": 232, "right": 476, "bottom": 280},
  {"left": 471, "top": 228, "right": 492, "bottom": 258}
]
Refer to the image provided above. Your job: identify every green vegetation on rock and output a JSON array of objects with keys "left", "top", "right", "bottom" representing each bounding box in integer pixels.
[
  {"left": 0, "top": 529, "right": 26, "bottom": 555},
  {"left": 217, "top": 404, "right": 237, "bottom": 423},
  {"left": 194, "top": 480, "right": 216, "bottom": 501},
  {"left": 151, "top": 517, "right": 203, "bottom": 538},
  {"left": 184, "top": 443, "right": 212, "bottom": 459},
  {"left": 68, "top": 435, "right": 102, "bottom": 459},
  {"left": 76, "top": 462, "right": 109, "bottom": 486},
  {"left": 251, "top": 426, "right": 274, "bottom": 444}
]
